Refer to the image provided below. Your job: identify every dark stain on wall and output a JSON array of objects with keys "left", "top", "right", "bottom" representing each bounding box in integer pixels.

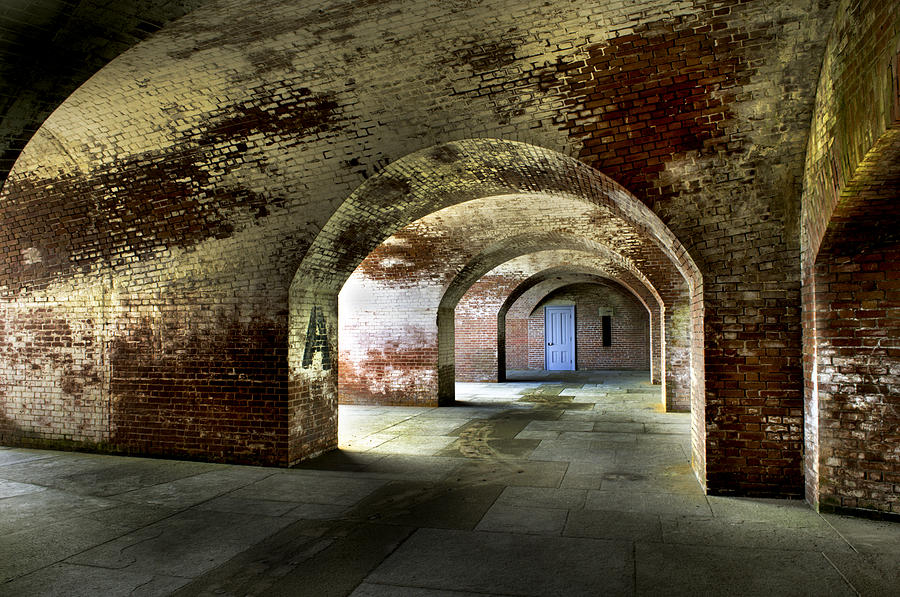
[
  {"left": 429, "top": 144, "right": 461, "bottom": 164},
  {"left": 544, "top": 17, "right": 749, "bottom": 206},
  {"left": 199, "top": 92, "right": 341, "bottom": 145},
  {"left": 110, "top": 311, "right": 289, "bottom": 465},
  {"left": 0, "top": 90, "right": 337, "bottom": 290},
  {"left": 353, "top": 223, "right": 448, "bottom": 284},
  {"left": 339, "top": 345, "right": 439, "bottom": 406},
  {"left": 165, "top": 0, "right": 403, "bottom": 60},
  {"left": 450, "top": 39, "right": 520, "bottom": 74}
]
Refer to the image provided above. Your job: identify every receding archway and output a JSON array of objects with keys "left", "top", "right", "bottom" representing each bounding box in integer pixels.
[
  {"left": 498, "top": 274, "right": 655, "bottom": 378},
  {"left": 485, "top": 260, "right": 663, "bottom": 385},
  {"left": 290, "top": 138, "right": 703, "bottom": 484}
]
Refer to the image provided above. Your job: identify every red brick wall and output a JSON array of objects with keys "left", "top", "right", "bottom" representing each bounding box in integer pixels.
[
  {"left": 809, "top": 131, "right": 900, "bottom": 514},
  {"left": 507, "top": 283, "right": 649, "bottom": 371},
  {"left": 815, "top": 207, "right": 900, "bottom": 513},
  {"left": 800, "top": 0, "right": 900, "bottom": 513}
]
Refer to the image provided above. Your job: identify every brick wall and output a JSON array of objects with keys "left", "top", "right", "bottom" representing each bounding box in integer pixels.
[
  {"left": 800, "top": 0, "right": 900, "bottom": 513},
  {"left": 813, "top": 143, "right": 900, "bottom": 514},
  {"left": 508, "top": 283, "right": 649, "bottom": 371},
  {"left": 0, "top": 0, "right": 838, "bottom": 499},
  {"left": 455, "top": 254, "right": 659, "bottom": 382}
]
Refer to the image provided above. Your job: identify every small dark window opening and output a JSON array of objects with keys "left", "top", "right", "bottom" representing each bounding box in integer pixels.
[{"left": 602, "top": 315, "right": 611, "bottom": 346}]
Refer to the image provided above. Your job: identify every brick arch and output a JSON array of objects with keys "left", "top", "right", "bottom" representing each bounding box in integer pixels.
[
  {"left": 292, "top": 138, "right": 700, "bottom": 288},
  {"left": 806, "top": 127, "right": 900, "bottom": 515},
  {"left": 493, "top": 265, "right": 661, "bottom": 385},
  {"left": 514, "top": 279, "right": 652, "bottom": 373},
  {"left": 431, "top": 230, "right": 685, "bottom": 404},
  {"left": 335, "top": 194, "right": 688, "bottom": 410},
  {"left": 446, "top": 250, "right": 662, "bottom": 385},
  {"left": 290, "top": 138, "right": 703, "bottom": 477},
  {"left": 435, "top": 231, "right": 689, "bottom": 411}
]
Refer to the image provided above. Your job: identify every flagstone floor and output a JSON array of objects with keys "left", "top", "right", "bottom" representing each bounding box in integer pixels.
[{"left": 1, "top": 371, "right": 897, "bottom": 596}]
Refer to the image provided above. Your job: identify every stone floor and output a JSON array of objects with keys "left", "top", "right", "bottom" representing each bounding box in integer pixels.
[{"left": 1, "top": 371, "right": 898, "bottom": 596}]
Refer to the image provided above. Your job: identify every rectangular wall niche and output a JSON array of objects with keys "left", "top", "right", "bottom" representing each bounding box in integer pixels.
[{"left": 599, "top": 307, "right": 613, "bottom": 347}]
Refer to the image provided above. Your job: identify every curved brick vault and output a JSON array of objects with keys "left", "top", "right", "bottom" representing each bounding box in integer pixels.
[
  {"left": 8, "top": 0, "right": 898, "bottom": 509},
  {"left": 448, "top": 252, "right": 663, "bottom": 387},
  {"left": 334, "top": 190, "right": 691, "bottom": 411},
  {"left": 489, "top": 262, "right": 661, "bottom": 382},
  {"left": 303, "top": 140, "right": 701, "bottom": 479}
]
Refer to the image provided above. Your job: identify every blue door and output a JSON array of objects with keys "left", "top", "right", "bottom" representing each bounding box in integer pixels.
[{"left": 545, "top": 305, "right": 575, "bottom": 370}]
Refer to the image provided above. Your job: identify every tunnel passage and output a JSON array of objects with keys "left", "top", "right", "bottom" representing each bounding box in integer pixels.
[
  {"left": 338, "top": 207, "right": 681, "bottom": 408},
  {"left": 454, "top": 254, "right": 660, "bottom": 385},
  {"left": 503, "top": 280, "right": 651, "bottom": 374},
  {"left": 0, "top": 0, "right": 848, "bottom": 506},
  {"left": 291, "top": 138, "right": 703, "bottom": 479}
]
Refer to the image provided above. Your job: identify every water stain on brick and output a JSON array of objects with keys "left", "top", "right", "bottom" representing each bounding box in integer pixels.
[
  {"left": 288, "top": 378, "right": 338, "bottom": 463},
  {"left": 166, "top": 0, "right": 401, "bottom": 60},
  {"left": 545, "top": 17, "right": 750, "bottom": 205},
  {"left": 199, "top": 93, "right": 341, "bottom": 145},
  {"left": 110, "top": 312, "right": 288, "bottom": 464},
  {"left": 339, "top": 345, "right": 438, "bottom": 406},
  {"left": 354, "top": 224, "right": 447, "bottom": 283},
  {"left": 429, "top": 144, "right": 461, "bottom": 164},
  {"left": 0, "top": 94, "right": 327, "bottom": 289},
  {"left": 245, "top": 47, "right": 298, "bottom": 76}
]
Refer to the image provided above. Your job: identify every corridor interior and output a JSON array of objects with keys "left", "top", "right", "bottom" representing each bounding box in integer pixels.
[{"left": 1, "top": 371, "right": 896, "bottom": 596}]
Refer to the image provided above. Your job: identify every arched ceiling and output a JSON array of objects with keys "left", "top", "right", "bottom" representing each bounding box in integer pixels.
[
  {"left": 0, "top": 0, "right": 209, "bottom": 189},
  {"left": 460, "top": 252, "right": 661, "bottom": 313},
  {"left": 334, "top": 190, "right": 685, "bottom": 322},
  {"left": 294, "top": 139, "right": 699, "bottom": 293},
  {"left": 493, "top": 263, "right": 658, "bottom": 319}
]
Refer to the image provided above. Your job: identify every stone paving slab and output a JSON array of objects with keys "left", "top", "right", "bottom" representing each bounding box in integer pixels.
[
  {"left": 634, "top": 542, "right": 856, "bottom": 596},
  {"left": 447, "top": 458, "right": 567, "bottom": 488},
  {"left": 113, "top": 467, "right": 274, "bottom": 508},
  {"left": 475, "top": 503, "right": 567, "bottom": 535},
  {"left": 586, "top": 490, "right": 714, "bottom": 517},
  {"left": 347, "top": 481, "right": 504, "bottom": 530},
  {"left": 0, "top": 479, "right": 45, "bottom": 499},
  {"left": 351, "top": 583, "right": 516, "bottom": 596},
  {"left": 0, "top": 449, "right": 54, "bottom": 467},
  {"left": 820, "top": 514, "right": 900, "bottom": 552},
  {"left": 1, "top": 515, "right": 134, "bottom": 582},
  {"left": 0, "top": 562, "right": 190, "bottom": 597},
  {"left": 564, "top": 508, "right": 663, "bottom": 542},
  {"left": 820, "top": 552, "right": 900, "bottom": 597},
  {"left": 495, "top": 486, "right": 587, "bottom": 510},
  {"left": 227, "top": 471, "right": 387, "bottom": 506},
  {"left": 66, "top": 509, "right": 293, "bottom": 578},
  {"left": 366, "top": 528, "right": 632, "bottom": 596},
  {"left": 0, "top": 487, "right": 117, "bottom": 535},
  {"left": 660, "top": 515, "right": 855, "bottom": 552}
]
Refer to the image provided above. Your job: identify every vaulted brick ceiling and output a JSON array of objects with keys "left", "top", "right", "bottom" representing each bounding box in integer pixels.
[{"left": 0, "top": 0, "right": 209, "bottom": 189}]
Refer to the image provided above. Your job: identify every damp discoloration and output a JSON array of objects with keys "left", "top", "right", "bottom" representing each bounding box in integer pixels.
[
  {"left": 546, "top": 17, "right": 746, "bottom": 205},
  {"left": 110, "top": 311, "right": 289, "bottom": 465},
  {"left": 199, "top": 93, "right": 342, "bottom": 146}
]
